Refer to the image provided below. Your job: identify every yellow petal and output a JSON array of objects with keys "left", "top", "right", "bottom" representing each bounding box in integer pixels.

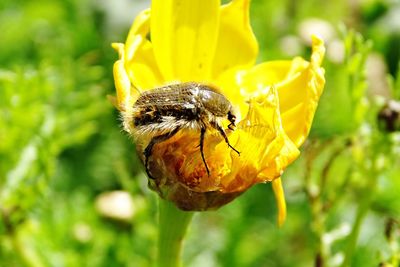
[
  {"left": 238, "top": 59, "right": 312, "bottom": 147},
  {"left": 238, "top": 58, "right": 309, "bottom": 110},
  {"left": 124, "top": 9, "right": 164, "bottom": 90},
  {"left": 279, "top": 36, "right": 325, "bottom": 147},
  {"left": 257, "top": 132, "right": 299, "bottom": 181},
  {"left": 112, "top": 43, "right": 134, "bottom": 111},
  {"left": 245, "top": 87, "right": 299, "bottom": 180},
  {"left": 125, "top": 9, "right": 151, "bottom": 60},
  {"left": 214, "top": 68, "right": 247, "bottom": 118},
  {"left": 221, "top": 86, "right": 299, "bottom": 191},
  {"left": 275, "top": 58, "right": 310, "bottom": 114},
  {"left": 238, "top": 86, "right": 284, "bottom": 168},
  {"left": 125, "top": 41, "right": 165, "bottom": 91},
  {"left": 220, "top": 61, "right": 296, "bottom": 120},
  {"left": 212, "top": 0, "right": 258, "bottom": 77},
  {"left": 151, "top": 0, "right": 220, "bottom": 81},
  {"left": 272, "top": 177, "right": 286, "bottom": 227},
  {"left": 234, "top": 36, "right": 325, "bottom": 147}
]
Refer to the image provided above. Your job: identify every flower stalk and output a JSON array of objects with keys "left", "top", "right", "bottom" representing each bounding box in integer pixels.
[{"left": 157, "top": 199, "right": 194, "bottom": 267}]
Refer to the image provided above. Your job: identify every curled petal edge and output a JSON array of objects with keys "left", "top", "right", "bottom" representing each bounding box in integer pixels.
[
  {"left": 280, "top": 35, "right": 326, "bottom": 147},
  {"left": 112, "top": 43, "right": 133, "bottom": 111},
  {"left": 124, "top": 9, "right": 164, "bottom": 90}
]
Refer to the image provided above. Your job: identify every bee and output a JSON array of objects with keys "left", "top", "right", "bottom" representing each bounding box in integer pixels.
[{"left": 124, "top": 82, "right": 240, "bottom": 179}]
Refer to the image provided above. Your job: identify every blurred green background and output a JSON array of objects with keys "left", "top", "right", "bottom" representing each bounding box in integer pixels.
[{"left": 1, "top": 0, "right": 400, "bottom": 266}]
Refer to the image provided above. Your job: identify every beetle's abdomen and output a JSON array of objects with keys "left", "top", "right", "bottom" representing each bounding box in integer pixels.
[
  {"left": 132, "top": 82, "right": 232, "bottom": 129},
  {"left": 133, "top": 105, "right": 199, "bottom": 127}
]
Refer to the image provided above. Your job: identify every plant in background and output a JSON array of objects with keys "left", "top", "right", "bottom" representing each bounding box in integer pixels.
[
  {"left": 0, "top": 1, "right": 113, "bottom": 265},
  {"left": 112, "top": 0, "right": 325, "bottom": 266},
  {"left": 2, "top": 0, "right": 400, "bottom": 266},
  {"left": 297, "top": 26, "right": 400, "bottom": 266},
  {"left": 0, "top": 63, "right": 109, "bottom": 267}
]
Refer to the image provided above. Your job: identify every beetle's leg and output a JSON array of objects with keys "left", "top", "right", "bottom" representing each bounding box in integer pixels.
[
  {"left": 144, "top": 127, "right": 180, "bottom": 179},
  {"left": 214, "top": 123, "right": 240, "bottom": 156},
  {"left": 227, "top": 111, "right": 236, "bottom": 131},
  {"left": 199, "top": 126, "right": 210, "bottom": 176}
]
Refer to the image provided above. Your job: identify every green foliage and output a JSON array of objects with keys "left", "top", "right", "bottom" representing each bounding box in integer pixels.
[
  {"left": 312, "top": 27, "right": 373, "bottom": 138},
  {"left": 1, "top": 0, "right": 400, "bottom": 266}
]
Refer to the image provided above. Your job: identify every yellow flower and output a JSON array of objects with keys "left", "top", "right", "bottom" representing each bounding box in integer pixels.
[{"left": 112, "top": 0, "right": 325, "bottom": 225}]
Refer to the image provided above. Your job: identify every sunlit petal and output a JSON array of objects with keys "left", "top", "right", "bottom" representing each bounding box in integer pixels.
[
  {"left": 233, "top": 36, "right": 325, "bottom": 147},
  {"left": 112, "top": 43, "right": 135, "bottom": 111},
  {"left": 272, "top": 177, "right": 286, "bottom": 227},
  {"left": 151, "top": 0, "right": 220, "bottom": 81},
  {"left": 124, "top": 9, "right": 164, "bottom": 90},
  {"left": 275, "top": 58, "right": 310, "bottom": 114},
  {"left": 214, "top": 68, "right": 248, "bottom": 119},
  {"left": 221, "top": 86, "right": 299, "bottom": 191},
  {"left": 279, "top": 36, "right": 325, "bottom": 147},
  {"left": 212, "top": 0, "right": 258, "bottom": 77},
  {"left": 238, "top": 59, "right": 309, "bottom": 109}
]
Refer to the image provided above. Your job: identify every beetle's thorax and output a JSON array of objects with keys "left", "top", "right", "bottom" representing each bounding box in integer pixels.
[{"left": 196, "top": 85, "right": 232, "bottom": 117}]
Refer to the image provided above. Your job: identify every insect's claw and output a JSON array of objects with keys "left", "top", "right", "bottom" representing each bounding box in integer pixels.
[
  {"left": 228, "top": 144, "right": 240, "bottom": 156},
  {"left": 228, "top": 123, "right": 235, "bottom": 131}
]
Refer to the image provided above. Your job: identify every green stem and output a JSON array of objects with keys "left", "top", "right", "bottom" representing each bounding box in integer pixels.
[
  {"left": 10, "top": 228, "right": 45, "bottom": 267},
  {"left": 341, "top": 171, "right": 378, "bottom": 267},
  {"left": 157, "top": 199, "right": 194, "bottom": 267},
  {"left": 340, "top": 195, "right": 370, "bottom": 267}
]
